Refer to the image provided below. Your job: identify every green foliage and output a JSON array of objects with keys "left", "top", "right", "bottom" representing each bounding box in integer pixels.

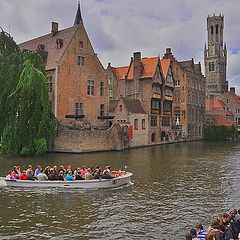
[
  {"left": 0, "top": 28, "right": 59, "bottom": 156},
  {"left": 204, "top": 125, "right": 238, "bottom": 141},
  {"left": 0, "top": 29, "right": 21, "bottom": 136},
  {"left": 35, "top": 138, "right": 48, "bottom": 155}
]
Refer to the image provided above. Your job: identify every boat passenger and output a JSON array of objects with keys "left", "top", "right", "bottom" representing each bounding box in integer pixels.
[
  {"left": 43, "top": 166, "right": 50, "bottom": 176},
  {"left": 189, "top": 229, "right": 200, "bottom": 240},
  {"left": 15, "top": 166, "right": 21, "bottom": 179},
  {"left": 19, "top": 170, "right": 28, "bottom": 180},
  {"left": 37, "top": 170, "right": 48, "bottom": 181},
  {"left": 34, "top": 165, "right": 42, "bottom": 177},
  {"left": 85, "top": 168, "right": 93, "bottom": 180},
  {"left": 93, "top": 169, "right": 101, "bottom": 179},
  {"left": 27, "top": 169, "right": 35, "bottom": 181},
  {"left": 26, "top": 165, "right": 33, "bottom": 175},
  {"left": 48, "top": 168, "right": 58, "bottom": 180},
  {"left": 65, "top": 171, "right": 74, "bottom": 181},
  {"left": 58, "top": 171, "right": 65, "bottom": 181},
  {"left": 5, "top": 170, "right": 15, "bottom": 180},
  {"left": 75, "top": 168, "right": 84, "bottom": 180},
  {"left": 80, "top": 165, "right": 86, "bottom": 177},
  {"left": 195, "top": 224, "right": 207, "bottom": 239},
  {"left": 102, "top": 166, "right": 113, "bottom": 179},
  {"left": 58, "top": 165, "right": 66, "bottom": 175}
]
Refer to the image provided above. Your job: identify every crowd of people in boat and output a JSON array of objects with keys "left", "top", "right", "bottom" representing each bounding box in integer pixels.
[
  {"left": 186, "top": 208, "right": 240, "bottom": 240},
  {"left": 5, "top": 164, "right": 124, "bottom": 181}
]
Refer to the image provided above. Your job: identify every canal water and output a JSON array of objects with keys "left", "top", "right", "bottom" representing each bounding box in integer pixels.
[{"left": 0, "top": 141, "right": 240, "bottom": 239}]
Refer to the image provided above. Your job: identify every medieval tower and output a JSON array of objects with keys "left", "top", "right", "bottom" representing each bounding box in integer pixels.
[{"left": 204, "top": 14, "right": 228, "bottom": 93}]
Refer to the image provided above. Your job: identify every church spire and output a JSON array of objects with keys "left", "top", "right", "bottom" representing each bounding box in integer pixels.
[{"left": 74, "top": 1, "right": 82, "bottom": 25}]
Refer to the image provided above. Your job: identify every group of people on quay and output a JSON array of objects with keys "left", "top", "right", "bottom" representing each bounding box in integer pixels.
[
  {"left": 186, "top": 208, "right": 240, "bottom": 239},
  {"left": 5, "top": 164, "right": 123, "bottom": 181}
]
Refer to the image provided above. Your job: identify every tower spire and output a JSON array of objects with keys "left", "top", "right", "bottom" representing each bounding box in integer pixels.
[{"left": 74, "top": 1, "right": 82, "bottom": 25}]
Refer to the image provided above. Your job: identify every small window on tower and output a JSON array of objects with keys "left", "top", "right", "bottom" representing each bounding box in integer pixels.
[
  {"left": 211, "top": 25, "right": 214, "bottom": 35},
  {"left": 216, "top": 25, "right": 219, "bottom": 34}
]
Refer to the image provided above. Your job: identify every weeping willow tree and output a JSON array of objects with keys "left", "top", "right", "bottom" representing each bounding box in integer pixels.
[
  {"left": 0, "top": 28, "right": 22, "bottom": 136},
  {"left": 0, "top": 28, "right": 59, "bottom": 156}
]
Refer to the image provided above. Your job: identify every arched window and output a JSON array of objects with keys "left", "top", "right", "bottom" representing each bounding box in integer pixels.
[
  {"left": 212, "top": 62, "right": 215, "bottom": 71},
  {"left": 216, "top": 25, "right": 219, "bottom": 34},
  {"left": 151, "top": 133, "right": 156, "bottom": 142},
  {"left": 209, "top": 62, "right": 212, "bottom": 71},
  {"left": 211, "top": 25, "right": 214, "bottom": 35}
]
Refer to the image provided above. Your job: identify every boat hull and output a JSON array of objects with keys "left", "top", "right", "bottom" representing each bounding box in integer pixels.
[{"left": 4, "top": 172, "right": 133, "bottom": 189}]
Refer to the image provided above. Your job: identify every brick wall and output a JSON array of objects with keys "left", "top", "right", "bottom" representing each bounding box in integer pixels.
[{"left": 54, "top": 123, "right": 124, "bottom": 153}]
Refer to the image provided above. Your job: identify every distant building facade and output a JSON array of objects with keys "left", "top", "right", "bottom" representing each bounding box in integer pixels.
[
  {"left": 204, "top": 14, "right": 228, "bottom": 93},
  {"left": 163, "top": 48, "right": 206, "bottom": 140},
  {"left": 19, "top": 3, "right": 109, "bottom": 127}
]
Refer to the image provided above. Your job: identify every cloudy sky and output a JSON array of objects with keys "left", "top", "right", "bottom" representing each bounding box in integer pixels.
[{"left": 1, "top": 0, "right": 240, "bottom": 92}]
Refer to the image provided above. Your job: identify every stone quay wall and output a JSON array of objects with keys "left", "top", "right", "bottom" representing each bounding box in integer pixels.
[{"left": 54, "top": 124, "right": 124, "bottom": 153}]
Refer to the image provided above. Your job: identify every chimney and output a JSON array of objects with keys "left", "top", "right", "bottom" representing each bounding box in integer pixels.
[
  {"left": 133, "top": 52, "right": 142, "bottom": 79},
  {"left": 163, "top": 48, "right": 172, "bottom": 59},
  {"left": 230, "top": 87, "right": 235, "bottom": 94},
  {"left": 51, "top": 22, "right": 58, "bottom": 36}
]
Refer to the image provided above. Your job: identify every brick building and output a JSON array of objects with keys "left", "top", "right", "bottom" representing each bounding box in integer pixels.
[
  {"left": 218, "top": 87, "right": 240, "bottom": 129},
  {"left": 108, "top": 52, "right": 174, "bottom": 144},
  {"left": 163, "top": 48, "right": 206, "bottom": 140},
  {"left": 206, "top": 95, "right": 235, "bottom": 126},
  {"left": 19, "top": 3, "right": 108, "bottom": 127},
  {"left": 109, "top": 97, "right": 148, "bottom": 147}
]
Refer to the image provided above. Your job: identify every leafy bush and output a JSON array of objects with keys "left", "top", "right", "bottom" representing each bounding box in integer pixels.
[
  {"left": 34, "top": 138, "right": 48, "bottom": 155},
  {"left": 20, "top": 147, "right": 31, "bottom": 156}
]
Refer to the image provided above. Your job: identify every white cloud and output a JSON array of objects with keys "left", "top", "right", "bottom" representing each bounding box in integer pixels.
[{"left": 1, "top": 0, "right": 240, "bottom": 93}]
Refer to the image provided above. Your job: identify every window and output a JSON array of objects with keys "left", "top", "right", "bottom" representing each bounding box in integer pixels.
[
  {"left": 211, "top": 25, "right": 214, "bottom": 35},
  {"left": 175, "top": 113, "right": 180, "bottom": 125},
  {"left": 151, "top": 115, "right": 157, "bottom": 127},
  {"left": 77, "top": 56, "right": 85, "bottom": 66},
  {"left": 142, "top": 119, "right": 146, "bottom": 130},
  {"left": 165, "top": 87, "right": 173, "bottom": 96},
  {"left": 119, "top": 105, "right": 123, "bottom": 111},
  {"left": 227, "top": 99, "right": 230, "bottom": 104},
  {"left": 75, "top": 102, "right": 83, "bottom": 115},
  {"left": 108, "top": 78, "right": 113, "bottom": 85},
  {"left": 100, "top": 104, "right": 105, "bottom": 116},
  {"left": 56, "top": 39, "right": 63, "bottom": 49},
  {"left": 47, "top": 76, "right": 53, "bottom": 93},
  {"left": 236, "top": 109, "right": 240, "bottom": 114},
  {"left": 109, "top": 90, "right": 113, "bottom": 98},
  {"left": 100, "top": 82, "right": 104, "bottom": 96},
  {"left": 216, "top": 25, "right": 219, "bottom": 34},
  {"left": 134, "top": 119, "right": 138, "bottom": 130},
  {"left": 151, "top": 99, "right": 160, "bottom": 110},
  {"left": 175, "top": 80, "right": 180, "bottom": 87},
  {"left": 163, "top": 101, "right": 172, "bottom": 112},
  {"left": 238, "top": 118, "right": 240, "bottom": 125},
  {"left": 153, "top": 84, "right": 161, "bottom": 94},
  {"left": 87, "top": 80, "right": 94, "bottom": 96},
  {"left": 209, "top": 62, "right": 215, "bottom": 71},
  {"left": 162, "top": 116, "right": 170, "bottom": 126},
  {"left": 79, "top": 41, "right": 83, "bottom": 49}
]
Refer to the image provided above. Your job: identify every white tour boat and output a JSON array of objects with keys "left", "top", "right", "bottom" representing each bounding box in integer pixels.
[{"left": 4, "top": 172, "right": 133, "bottom": 189}]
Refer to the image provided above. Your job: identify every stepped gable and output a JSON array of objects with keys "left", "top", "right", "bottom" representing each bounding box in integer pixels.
[{"left": 18, "top": 25, "right": 77, "bottom": 70}]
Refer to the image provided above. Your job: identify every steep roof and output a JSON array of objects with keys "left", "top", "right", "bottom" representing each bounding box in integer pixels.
[
  {"left": 19, "top": 25, "right": 78, "bottom": 70},
  {"left": 122, "top": 98, "right": 146, "bottom": 113},
  {"left": 127, "top": 57, "right": 159, "bottom": 80},
  {"left": 109, "top": 98, "right": 146, "bottom": 114},
  {"left": 160, "top": 58, "right": 170, "bottom": 79},
  {"left": 179, "top": 60, "right": 193, "bottom": 69}
]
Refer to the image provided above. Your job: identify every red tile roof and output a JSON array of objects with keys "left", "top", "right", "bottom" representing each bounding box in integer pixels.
[
  {"left": 127, "top": 57, "right": 159, "bottom": 80},
  {"left": 160, "top": 58, "right": 170, "bottom": 79}
]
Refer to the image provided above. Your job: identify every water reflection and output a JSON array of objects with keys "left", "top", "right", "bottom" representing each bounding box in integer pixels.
[{"left": 0, "top": 141, "right": 240, "bottom": 239}]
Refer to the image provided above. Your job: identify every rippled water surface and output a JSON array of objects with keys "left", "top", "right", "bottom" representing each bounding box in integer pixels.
[{"left": 1, "top": 141, "right": 240, "bottom": 239}]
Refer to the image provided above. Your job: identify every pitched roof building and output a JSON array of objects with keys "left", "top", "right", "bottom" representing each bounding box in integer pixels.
[{"left": 19, "top": 3, "right": 109, "bottom": 127}]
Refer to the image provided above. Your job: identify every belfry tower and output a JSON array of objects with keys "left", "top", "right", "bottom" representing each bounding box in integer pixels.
[{"left": 204, "top": 14, "right": 228, "bottom": 93}]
